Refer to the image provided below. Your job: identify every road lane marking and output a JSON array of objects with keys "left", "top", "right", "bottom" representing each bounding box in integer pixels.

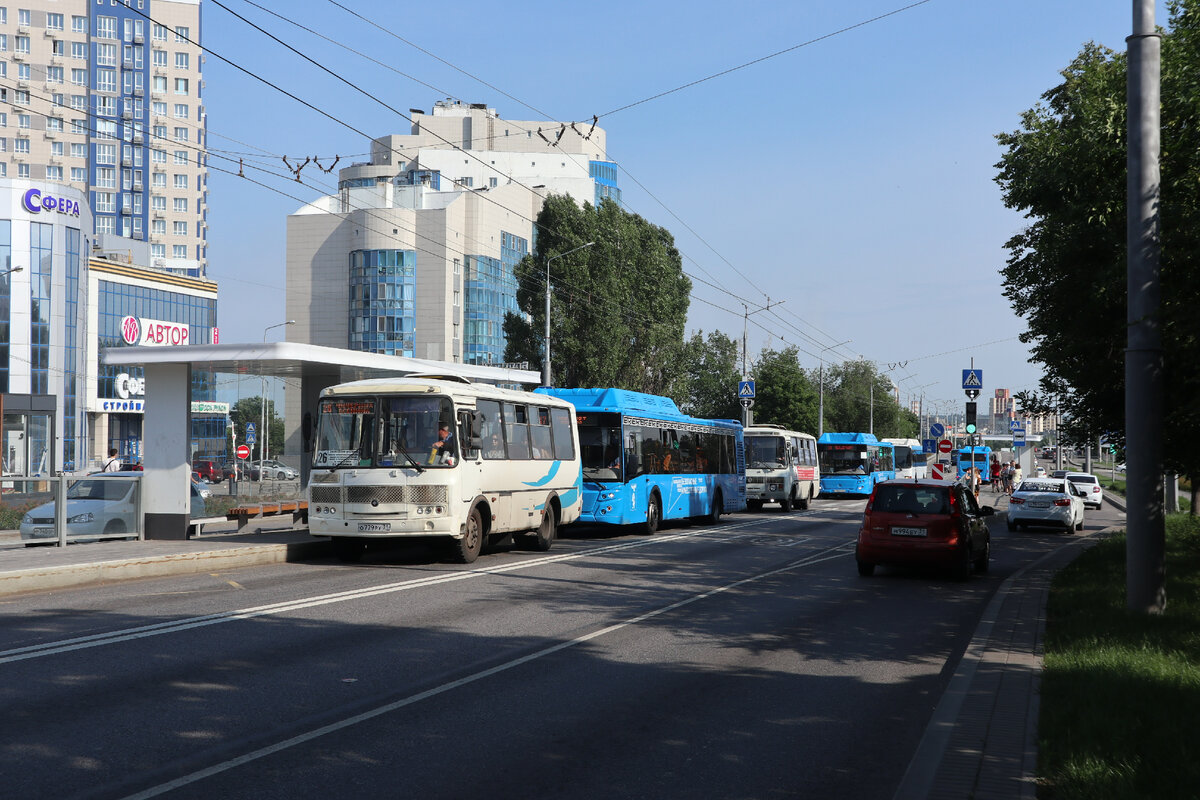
[
  {"left": 0, "top": 515, "right": 852, "bottom": 665},
  {"left": 116, "top": 544, "right": 852, "bottom": 800}
]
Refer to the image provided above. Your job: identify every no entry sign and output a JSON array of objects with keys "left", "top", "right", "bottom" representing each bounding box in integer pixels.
[
  {"left": 236, "top": 445, "right": 251, "bottom": 459},
  {"left": 937, "top": 439, "right": 953, "bottom": 455}
]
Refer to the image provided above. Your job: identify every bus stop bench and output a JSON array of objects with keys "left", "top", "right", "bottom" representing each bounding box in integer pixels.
[{"left": 225, "top": 501, "right": 309, "bottom": 531}]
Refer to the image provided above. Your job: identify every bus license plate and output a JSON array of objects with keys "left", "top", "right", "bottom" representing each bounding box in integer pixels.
[
  {"left": 358, "top": 523, "right": 391, "bottom": 532},
  {"left": 891, "top": 526, "right": 926, "bottom": 537}
]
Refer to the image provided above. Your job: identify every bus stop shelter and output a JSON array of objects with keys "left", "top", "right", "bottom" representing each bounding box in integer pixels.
[{"left": 102, "top": 342, "right": 539, "bottom": 540}]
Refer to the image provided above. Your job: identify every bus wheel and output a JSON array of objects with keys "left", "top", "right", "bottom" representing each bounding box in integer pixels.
[
  {"left": 451, "top": 507, "right": 484, "bottom": 563},
  {"left": 797, "top": 490, "right": 811, "bottom": 510},
  {"left": 333, "top": 537, "right": 366, "bottom": 563},
  {"left": 779, "top": 491, "right": 794, "bottom": 512},
  {"left": 531, "top": 507, "right": 556, "bottom": 551},
  {"left": 640, "top": 494, "right": 661, "bottom": 535},
  {"left": 705, "top": 491, "right": 723, "bottom": 525}
]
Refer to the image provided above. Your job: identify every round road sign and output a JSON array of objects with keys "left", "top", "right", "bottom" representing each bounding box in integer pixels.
[
  {"left": 937, "top": 439, "right": 953, "bottom": 455},
  {"left": 236, "top": 444, "right": 251, "bottom": 459}
]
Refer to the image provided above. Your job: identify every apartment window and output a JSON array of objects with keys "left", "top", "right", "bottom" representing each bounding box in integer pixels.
[
  {"left": 121, "top": 168, "right": 132, "bottom": 190},
  {"left": 17, "top": 113, "right": 28, "bottom": 128},
  {"left": 0, "top": 113, "right": 6, "bottom": 127},
  {"left": 172, "top": 149, "right": 188, "bottom": 165},
  {"left": 70, "top": 95, "right": 85, "bottom": 110},
  {"left": 174, "top": 26, "right": 189, "bottom": 42},
  {"left": 96, "top": 43, "right": 116, "bottom": 67},
  {"left": 14, "top": 138, "right": 28, "bottom": 153},
  {"left": 153, "top": 23, "right": 167, "bottom": 41},
  {"left": 151, "top": 195, "right": 165, "bottom": 211},
  {"left": 152, "top": 49, "right": 166, "bottom": 67},
  {"left": 47, "top": 13, "right": 63, "bottom": 30},
  {"left": 175, "top": 52, "right": 188, "bottom": 69},
  {"left": 96, "top": 167, "right": 115, "bottom": 188},
  {"left": 50, "top": 141, "right": 63, "bottom": 157},
  {"left": 95, "top": 143, "right": 116, "bottom": 163},
  {"left": 96, "top": 96, "right": 116, "bottom": 116},
  {"left": 94, "top": 192, "right": 115, "bottom": 213},
  {"left": 13, "top": 89, "right": 28, "bottom": 105},
  {"left": 47, "top": 66, "right": 63, "bottom": 83},
  {"left": 94, "top": 118, "right": 116, "bottom": 138},
  {"left": 70, "top": 142, "right": 87, "bottom": 158},
  {"left": 0, "top": 63, "right": 5, "bottom": 79},
  {"left": 152, "top": 172, "right": 165, "bottom": 187},
  {"left": 173, "top": 78, "right": 188, "bottom": 95},
  {"left": 18, "top": 8, "right": 29, "bottom": 27},
  {"left": 15, "top": 35, "right": 29, "bottom": 54},
  {"left": 152, "top": 124, "right": 166, "bottom": 140},
  {"left": 172, "top": 197, "right": 187, "bottom": 213},
  {"left": 96, "top": 16, "right": 117, "bottom": 39},
  {"left": 153, "top": 75, "right": 167, "bottom": 93},
  {"left": 70, "top": 166, "right": 86, "bottom": 182},
  {"left": 0, "top": 138, "right": 7, "bottom": 152},
  {"left": 151, "top": 244, "right": 165, "bottom": 259},
  {"left": 151, "top": 148, "right": 166, "bottom": 163},
  {"left": 96, "top": 69, "right": 116, "bottom": 93},
  {"left": 71, "top": 120, "right": 86, "bottom": 136},
  {"left": 71, "top": 68, "right": 87, "bottom": 86},
  {"left": 72, "top": 15, "right": 87, "bottom": 34},
  {"left": 16, "top": 62, "right": 29, "bottom": 81},
  {"left": 16, "top": 163, "right": 28, "bottom": 178},
  {"left": 151, "top": 219, "right": 165, "bottom": 235},
  {"left": 489, "top": 177, "right": 498, "bottom": 188},
  {"left": 46, "top": 165, "right": 63, "bottom": 181},
  {"left": 172, "top": 244, "right": 187, "bottom": 259},
  {"left": 152, "top": 101, "right": 166, "bottom": 116},
  {"left": 46, "top": 117, "right": 62, "bottom": 132},
  {"left": 173, "top": 173, "right": 187, "bottom": 189},
  {"left": 173, "top": 103, "right": 187, "bottom": 119},
  {"left": 0, "top": 9, "right": 6, "bottom": 25},
  {"left": 51, "top": 39, "right": 65, "bottom": 58},
  {"left": 0, "top": 34, "right": 6, "bottom": 52},
  {"left": 173, "top": 126, "right": 187, "bottom": 142},
  {"left": 95, "top": 216, "right": 114, "bottom": 235},
  {"left": 49, "top": 92, "right": 62, "bottom": 106}
]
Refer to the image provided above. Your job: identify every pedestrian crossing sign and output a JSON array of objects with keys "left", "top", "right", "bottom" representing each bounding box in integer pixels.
[
  {"left": 962, "top": 369, "right": 983, "bottom": 390},
  {"left": 738, "top": 380, "right": 755, "bottom": 399}
]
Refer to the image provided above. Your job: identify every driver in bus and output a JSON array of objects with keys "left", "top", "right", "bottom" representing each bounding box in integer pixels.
[{"left": 431, "top": 423, "right": 456, "bottom": 465}]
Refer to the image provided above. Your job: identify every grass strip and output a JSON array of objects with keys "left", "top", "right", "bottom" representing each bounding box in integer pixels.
[{"left": 1038, "top": 514, "right": 1200, "bottom": 798}]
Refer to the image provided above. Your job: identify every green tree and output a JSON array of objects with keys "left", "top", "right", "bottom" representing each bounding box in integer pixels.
[
  {"left": 995, "top": 0, "right": 1200, "bottom": 490},
  {"left": 818, "top": 360, "right": 914, "bottom": 438},
  {"left": 504, "top": 195, "right": 691, "bottom": 395},
  {"left": 750, "top": 346, "right": 819, "bottom": 433},
  {"left": 228, "top": 396, "right": 285, "bottom": 458},
  {"left": 677, "top": 330, "right": 741, "bottom": 420}
]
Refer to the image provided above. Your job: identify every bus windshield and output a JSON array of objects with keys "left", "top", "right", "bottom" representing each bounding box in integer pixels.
[
  {"left": 313, "top": 395, "right": 457, "bottom": 469},
  {"left": 819, "top": 445, "right": 871, "bottom": 475},
  {"left": 745, "top": 435, "right": 788, "bottom": 468},
  {"left": 576, "top": 412, "right": 623, "bottom": 482}
]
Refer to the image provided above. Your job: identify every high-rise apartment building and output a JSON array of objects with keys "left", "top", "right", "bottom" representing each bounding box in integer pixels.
[
  {"left": 286, "top": 99, "right": 615, "bottom": 366},
  {"left": 989, "top": 388, "right": 1014, "bottom": 434},
  {"left": 0, "top": 0, "right": 207, "bottom": 276}
]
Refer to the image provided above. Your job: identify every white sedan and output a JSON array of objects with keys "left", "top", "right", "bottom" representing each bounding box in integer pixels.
[
  {"left": 1007, "top": 478, "right": 1086, "bottom": 533},
  {"left": 1065, "top": 472, "right": 1104, "bottom": 509}
]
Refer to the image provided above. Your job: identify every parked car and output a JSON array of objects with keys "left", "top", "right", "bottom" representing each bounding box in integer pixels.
[
  {"left": 192, "top": 459, "right": 223, "bottom": 483},
  {"left": 855, "top": 478, "right": 993, "bottom": 580},
  {"left": 20, "top": 473, "right": 206, "bottom": 546},
  {"left": 1007, "top": 478, "right": 1086, "bottom": 532},
  {"left": 1064, "top": 472, "right": 1104, "bottom": 509},
  {"left": 251, "top": 459, "right": 297, "bottom": 480}
]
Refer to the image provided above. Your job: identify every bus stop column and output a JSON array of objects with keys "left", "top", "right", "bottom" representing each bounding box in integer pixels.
[{"left": 143, "top": 362, "right": 193, "bottom": 540}]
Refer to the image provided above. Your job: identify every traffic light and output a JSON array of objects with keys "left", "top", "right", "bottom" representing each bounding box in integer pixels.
[{"left": 965, "top": 402, "right": 978, "bottom": 435}]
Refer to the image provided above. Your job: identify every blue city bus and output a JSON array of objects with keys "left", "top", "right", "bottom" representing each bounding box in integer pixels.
[
  {"left": 537, "top": 387, "right": 745, "bottom": 533},
  {"left": 957, "top": 445, "right": 993, "bottom": 483},
  {"left": 816, "top": 432, "right": 896, "bottom": 496}
]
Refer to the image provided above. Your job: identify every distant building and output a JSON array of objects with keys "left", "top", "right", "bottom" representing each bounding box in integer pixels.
[
  {"left": 989, "top": 388, "right": 1014, "bottom": 434},
  {"left": 285, "top": 99, "right": 616, "bottom": 366}
]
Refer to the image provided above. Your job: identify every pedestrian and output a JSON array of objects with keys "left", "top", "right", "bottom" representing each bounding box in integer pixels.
[
  {"left": 990, "top": 457, "right": 1001, "bottom": 492},
  {"left": 103, "top": 448, "right": 121, "bottom": 472},
  {"left": 1010, "top": 462, "right": 1022, "bottom": 495}
]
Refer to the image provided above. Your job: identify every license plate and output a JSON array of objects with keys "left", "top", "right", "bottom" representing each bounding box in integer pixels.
[
  {"left": 357, "top": 523, "right": 391, "bottom": 532},
  {"left": 33, "top": 526, "right": 54, "bottom": 537},
  {"left": 1029, "top": 501, "right": 1050, "bottom": 508},
  {"left": 891, "top": 526, "right": 927, "bottom": 537}
]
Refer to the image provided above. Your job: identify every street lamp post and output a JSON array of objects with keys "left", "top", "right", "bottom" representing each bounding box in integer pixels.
[
  {"left": 543, "top": 242, "right": 594, "bottom": 387},
  {"left": 260, "top": 320, "right": 295, "bottom": 481},
  {"left": 816, "top": 339, "right": 852, "bottom": 438}
]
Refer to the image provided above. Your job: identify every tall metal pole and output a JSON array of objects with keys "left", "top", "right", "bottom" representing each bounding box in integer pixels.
[
  {"left": 261, "top": 320, "right": 295, "bottom": 483},
  {"left": 542, "top": 242, "right": 594, "bottom": 388},
  {"left": 816, "top": 339, "right": 851, "bottom": 438},
  {"left": 1126, "top": 0, "right": 1165, "bottom": 613}
]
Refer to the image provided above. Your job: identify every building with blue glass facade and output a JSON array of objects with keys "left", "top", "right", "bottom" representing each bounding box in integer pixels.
[
  {"left": 0, "top": 178, "right": 219, "bottom": 476},
  {"left": 285, "top": 100, "right": 615, "bottom": 370}
]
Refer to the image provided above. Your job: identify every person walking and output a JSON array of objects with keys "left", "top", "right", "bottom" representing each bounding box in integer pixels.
[
  {"left": 102, "top": 448, "right": 121, "bottom": 472},
  {"left": 1010, "top": 461, "right": 1023, "bottom": 495}
]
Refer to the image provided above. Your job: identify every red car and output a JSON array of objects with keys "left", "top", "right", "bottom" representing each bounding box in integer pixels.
[
  {"left": 855, "top": 478, "right": 994, "bottom": 580},
  {"left": 192, "top": 459, "right": 223, "bottom": 483}
]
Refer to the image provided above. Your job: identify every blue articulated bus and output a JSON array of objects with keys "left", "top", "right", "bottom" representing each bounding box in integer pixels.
[
  {"left": 816, "top": 432, "right": 896, "bottom": 496},
  {"left": 537, "top": 387, "right": 745, "bottom": 534}
]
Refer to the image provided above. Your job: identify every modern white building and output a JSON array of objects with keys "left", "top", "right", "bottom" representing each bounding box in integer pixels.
[
  {"left": 285, "top": 99, "right": 616, "bottom": 367},
  {"left": 0, "top": 0, "right": 207, "bottom": 277}
]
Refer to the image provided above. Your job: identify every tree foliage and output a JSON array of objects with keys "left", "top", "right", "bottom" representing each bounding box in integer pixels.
[
  {"left": 995, "top": 0, "right": 1200, "bottom": 477},
  {"left": 750, "top": 346, "right": 819, "bottom": 433},
  {"left": 229, "top": 396, "right": 284, "bottom": 457},
  {"left": 817, "top": 360, "right": 916, "bottom": 439},
  {"left": 504, "top": 195, "right": 691, "bottom": 396},
  {"left": 677, "top": 330, "right": 742, "bottom": 420}
]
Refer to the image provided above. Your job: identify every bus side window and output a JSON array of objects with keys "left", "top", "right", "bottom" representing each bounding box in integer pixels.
[
  {"left": 504, "top": 403, "right": 531, "bottom": 460},
  {"left": 660, "top": 429, "right": 679, "bottom": 473},
  {"left": 549, "top": 407, "right": 575, "bottom": 460},
  {"left": 531, "top": 407, "right": 553, "bottom": 460},
  {"left": 478, "top": 399, "right": 505, "bottom": 460}
]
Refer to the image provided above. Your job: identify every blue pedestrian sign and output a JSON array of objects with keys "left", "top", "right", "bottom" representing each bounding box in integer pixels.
[
  {"left": 738, "top": 380, "right": 756, "bottom": 399},
  {"left": 930, "top": 422, "right": 945, "bottom": 438},
  {"left": 922, "top": 439, "right": 936, "bottom": 455},
  {"left": 246, "top": 422, "right": 256, "bottom": 434},
  {"left": 246, "top": 433, "right": 257, "bottom": 445},
  {"left": 1009, "top": 419, "right": 1022, "bottom": 431},
  {"left": 962, "top": 369, "right": 983, "bottom": 390}
]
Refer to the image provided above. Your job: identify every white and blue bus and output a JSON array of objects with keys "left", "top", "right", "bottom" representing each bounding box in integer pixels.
[
  {"left": 538, "top": 387, "right": 745, "bottom": 533},
  {"left": 884, "top": 437, "right": 928, "bottom": 480},
  {"left": 309, "top": 376, "right": 582, "bottom": 563},
  {"left": 817, "top": 432, "right": 896, "bottom": 496}
]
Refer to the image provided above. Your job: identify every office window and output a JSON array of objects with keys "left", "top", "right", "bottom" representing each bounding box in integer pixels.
[
  {"left": 47, "top": 13, "right": 63, "bottom": 30},
  {"left": 173, "top": 197, "right": 187, "bottom": 213},
  {"left": 175, "top": 52, "right": 188, "bottom": 69},
  {"left": 152, "top": 49, "right": 166, "bottom": 67},
  {"left": 72, "top": 15, "right": 87, "bottom": 34},
  {"left": 173, "top": 173, "right": 187, "bottom": 189},
  {"left": 173, "top": 103, "right": 187, "bottom": 119},
  {"left": 151, "top": 219, "right": 165, "bottom": 235},
  {"left": 174, "top": 78, "right": 188, "bottom": 95}
]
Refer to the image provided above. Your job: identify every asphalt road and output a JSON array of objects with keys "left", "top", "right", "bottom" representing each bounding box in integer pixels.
[{"left": 0, "top": 494, "right": 1124, "bottom": 799}]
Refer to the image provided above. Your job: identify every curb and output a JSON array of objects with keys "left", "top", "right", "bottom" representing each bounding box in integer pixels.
[{"left": 0, "top": 539, "right": 333, "bottom": 597}]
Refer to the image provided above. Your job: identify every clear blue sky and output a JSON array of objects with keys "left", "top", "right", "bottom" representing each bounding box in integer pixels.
[{"left": 200, "top": 0, "right": 1167, "bottom": 414}]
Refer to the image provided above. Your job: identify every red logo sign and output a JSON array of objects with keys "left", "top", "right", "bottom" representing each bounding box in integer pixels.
[
  {"left": 121, "top": 315, "right": 141, "bottom": 345},
  {"left": 212, "top": 327, "right": 220, "bottom": 345},
  {"left": 236, "top": 445, "right": 250, "bottom": 459}
]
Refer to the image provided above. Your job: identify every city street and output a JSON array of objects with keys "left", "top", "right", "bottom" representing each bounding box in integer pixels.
[{"left": 1, "top": 495, "right": 1125, "bottom": 799}]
